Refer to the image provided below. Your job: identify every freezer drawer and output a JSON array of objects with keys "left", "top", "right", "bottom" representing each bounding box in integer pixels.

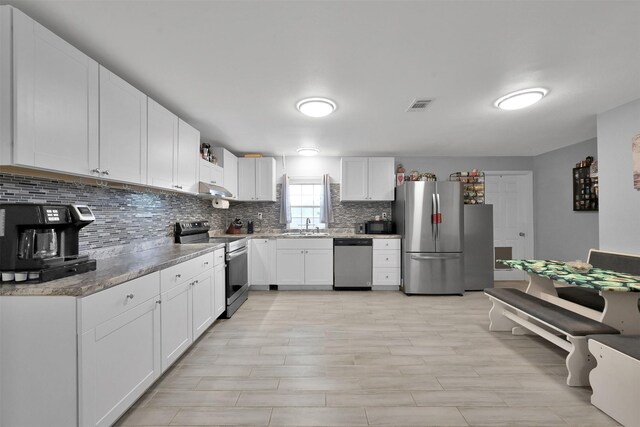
[{"left": 402, "top": 252, "right": 464, "bottom": 295}]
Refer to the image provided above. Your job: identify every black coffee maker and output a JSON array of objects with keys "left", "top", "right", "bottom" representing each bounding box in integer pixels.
[{"left": 0, "top": 203, "right": 97, "bottom": 282}]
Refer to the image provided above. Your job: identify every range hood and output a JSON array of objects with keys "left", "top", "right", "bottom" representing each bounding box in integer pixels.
[{"left": 198, "top": 181, "right": 233, "bottom": 199}]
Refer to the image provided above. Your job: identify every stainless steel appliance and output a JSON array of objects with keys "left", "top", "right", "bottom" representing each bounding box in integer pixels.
[
  {"left": 175, "top": 221, "right": 248, "bottom": 318},
  {"left": 0, "top": 203, "right": 96, "bottom": 282},
  {"left": 464, "top": 204, "right": 494, "bottom": 291},
  {"left": 365, "top": 220, "right": 395, "bottom": 234},
  {"left": 333, "top": 238, "right": 372, "bottom": 289},
  {"left": 393, "top": 181, "right": 464, "bottom": 295}
]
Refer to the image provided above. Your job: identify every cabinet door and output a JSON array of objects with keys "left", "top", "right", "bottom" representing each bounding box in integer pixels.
[
  {"left": 192, "top": 270, "right": 214, "bottom": 341},
  {"left": 340, "top": 157, "right": 368, "bottom": 201},
  {"left": 255, "top": 157, "right": 276, "bottom": 201},
  {"left": 223, "top": 149, "right": 238, "bottom": 199},
  {"left": 199, "top": 159, "right": 212, "bottom": 183},
  {"left": 12, "top": 8, "right": 99, "bottom": 175},
  {"left": 176, "top": 119, "right": 199, "bottom": 193},
  {"left": 213, "top": 263, "right": 226, "bottom": 319},
  {"left": 250, "top": 239, "right": 270, "bottom": 286},
  {"left": 99, "top": 66, "right": 147, "bottom": 184},
  {"left": 237, "top": 157, "right": 256, "bottom": 201},
  {"left": 210, "top": 163, "right": 224, "bottom": 186},
  {"left": 304, "top": 249, "right": 334, "bottom": 285},
  {"left": 276, "top": 249, "right": 305, "bottom": 285},
  {"left": 160, "top": 281, "right": 192, "bottom": 372},
  {"left": 147, "top": 99, "right": 177, "bottom": 189},
  {"left": 79, "top": 298, "right": 161, "bottom": 427},
  {"left": 367, "top": 157, "right": 395, "bottom": 201}
]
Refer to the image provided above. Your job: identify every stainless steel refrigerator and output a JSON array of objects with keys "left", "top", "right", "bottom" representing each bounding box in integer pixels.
[
  {"left": 393, "top": 181, "right": 464, "bottom": 295},
  {"left": 463, "top": 204, "right": 494, "bottom": 291}
]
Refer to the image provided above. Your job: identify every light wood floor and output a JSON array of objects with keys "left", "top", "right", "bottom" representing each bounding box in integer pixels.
[{"left": 116, "top": 285, "right": 619, "bottom": 426}]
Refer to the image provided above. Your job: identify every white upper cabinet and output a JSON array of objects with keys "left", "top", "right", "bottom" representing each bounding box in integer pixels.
[
  {"left": 213, "top": 147, "right": 238, "bottom": 199},
  {"left": 199, "top": 160, "right": 224, "bottom": 186},
  {"left": 147, "top": 98, "right": 177, "bottom": 190},
  {"left": 340, "top": 157, "right": 395, "bottom": 201},
  {"left": 238, "top": 157, "right": 276, "bottom": 201},
  {"left": 99, "top": 66, "right": 147, "bottom": 184},
  {"left": 176, "top": 119, "right": 200, "bottom": 193},
  {"left": 11, "top": 7, "right": 99, "bottom": 175}
]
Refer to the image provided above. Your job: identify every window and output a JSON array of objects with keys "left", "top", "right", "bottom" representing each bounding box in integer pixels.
[{"left": 288, "top": 182, "right": 326, "bottom": 229}]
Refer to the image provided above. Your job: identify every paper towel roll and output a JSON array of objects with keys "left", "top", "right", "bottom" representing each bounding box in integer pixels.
[{"left": 212, "top": 198, "right": 229, "bottom": 209}]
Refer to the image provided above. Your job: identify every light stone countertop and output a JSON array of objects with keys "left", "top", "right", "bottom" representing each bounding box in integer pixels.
[{"left": 0, "top": 243, "right": 224, "bottom": 297}]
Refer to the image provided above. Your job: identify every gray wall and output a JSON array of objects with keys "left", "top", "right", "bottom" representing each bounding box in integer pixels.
[
  {"left": 597, "top": 98, "right": 640, "bottom": 253},
  {"left": 533, "top": 139, "right": 599, "bottom": 260}
]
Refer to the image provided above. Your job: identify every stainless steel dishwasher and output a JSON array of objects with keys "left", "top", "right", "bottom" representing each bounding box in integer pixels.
[{"left": 333, "top": 238, "right": 373, "bottom": 289}]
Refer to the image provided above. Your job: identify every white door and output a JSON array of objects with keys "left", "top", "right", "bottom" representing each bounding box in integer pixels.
[
  {"left": 368, "top": 157, "right": 395, "bottom": 201},
  {"left": 250, "top": 239, "right": 270, "bottom": 286},
  {"left": 341, "top": 157, "right": 369, "bottom": 201},
  {"left": 210, "top": 164, "right": 224, "bottom": 186},
  {"left": 276, "top": 250, "right": 305, "bottom": 285},
  {"left": 191, "top": 271, "right": 214, "bottom": 341},
  {"left": 237, "top": 158, "right": 256, "bottom": 200},
  {"left": 255, "top": 157, "right": 276, "bottom": 201},
  {"left": 199, "top": 159, "right": 212, "bottom": 184},
  {"left": 12, "top": 9, "right": 99, "bottom": 175},
  {"left": 304, "top": 249, "right": 334, "bottom": 285},
  {"left": 147, "top": 99, "right": 177, "bottom": 189},
  {"left": 176, "top": 119, "right": 200, "bottom": 193},
  {"left": 223, "top": 150, "right": 239, "bottom": 199},
  {"left": 160, "top": 282, "right": 192, "bottom": 372},
  {"left": 485, "top": 172, "right": 534, "bottom": 280},
  {"left": 213, "top": 263, "right": 226, "bottom": 319},
  {"left": 99, "top": 66, "right": 147, "bottom": 184}
]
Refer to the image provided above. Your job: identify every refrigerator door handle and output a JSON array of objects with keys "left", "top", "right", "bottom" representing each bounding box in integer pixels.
[{"left": 411, "top": 254, "right": 462, "bottom": 260}]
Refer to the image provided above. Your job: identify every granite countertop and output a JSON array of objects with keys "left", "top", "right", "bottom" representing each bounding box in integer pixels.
[
  {"left": 0, "top": 243, "right": 224, "bottom": 297},
  {"left": 214, "top": 232, "right": 401, "bottom": 239}
]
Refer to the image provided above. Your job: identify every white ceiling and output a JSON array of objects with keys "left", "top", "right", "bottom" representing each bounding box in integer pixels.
[{"left": 5, "top": 0, "right": 640, "bottom": 157}]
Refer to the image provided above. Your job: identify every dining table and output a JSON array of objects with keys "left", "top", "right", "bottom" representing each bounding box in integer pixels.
[{"left": 498, "top": 259, "right": 640, "bottom": 334}]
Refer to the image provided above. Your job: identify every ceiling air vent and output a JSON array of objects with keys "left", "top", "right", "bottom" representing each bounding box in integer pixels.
[{"left": 406, "top": 98, "right": 433, "bottom": 112}]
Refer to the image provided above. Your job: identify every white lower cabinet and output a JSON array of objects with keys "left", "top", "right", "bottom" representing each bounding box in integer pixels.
[
  {"left": 250, "top": 238, "right": 276, "bottom": 287},
  {"left": 214, "top": 261, "right": 226, "bottom": 318},
  {"left": 372, "top": 238, "right": 401, "bottom": 289},
  {"left": 192, "top": 269, "right": 215, "bottom": 341},
  {"left": 276, "top": 239, "right": 333, "bottom": 286},
  {"left": 79, "top": 272, "right": 162, "bottom": 427},
  {"left": 160, "top": 280, "right": 192, "bottom": 371}
]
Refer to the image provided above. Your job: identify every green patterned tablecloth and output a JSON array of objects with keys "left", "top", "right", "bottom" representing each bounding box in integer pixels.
[{"left": 497, "top": 259, "right": 640, "bottom": 292}]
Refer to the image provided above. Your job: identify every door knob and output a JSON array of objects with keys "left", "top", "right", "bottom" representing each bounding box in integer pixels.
[{"left": 519, "top": 232, "right": 525, "bottom": 237}]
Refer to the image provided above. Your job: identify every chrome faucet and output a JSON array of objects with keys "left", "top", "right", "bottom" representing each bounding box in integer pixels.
[{"left": 305, "top": 218, "right": 311, "bottom": 231}]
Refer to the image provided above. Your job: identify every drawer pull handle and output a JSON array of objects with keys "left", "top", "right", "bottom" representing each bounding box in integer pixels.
[
  {"left": 386, "top": 258, "right": 389, "bottom": 261},
  {"left": 204, "top": 262, "right": 210, "bottom": 265},
  {"left": 176, "top": 274, "right": 182, "bottom": 278},
  {"left": 156, "top": 300, "right": 162, "bottom": 305},
  {"left": 126, "top": 294, "right": 134, "bottom": 299}
]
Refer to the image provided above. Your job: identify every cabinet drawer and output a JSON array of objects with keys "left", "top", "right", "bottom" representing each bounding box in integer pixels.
[
  {"left": 373, "top": 250, "right": 400, "bottom": 268},
  {"left": 213, "top": 248, "right": 225, "bottom": 267},
  {"left": 276, "top": 238, "right": 333, "bottom": 250},
  {"left": 161, "top": 253, "right": 214, "bottom": 293},
  {"left": 372, "top": 268, "right": 400, "bottom": 286},
  {"left": 373, "top": 239, "right": 400, "bottom": 250},
  {"left": 80, "top": 272, "right": 160, "bottom": 333}
]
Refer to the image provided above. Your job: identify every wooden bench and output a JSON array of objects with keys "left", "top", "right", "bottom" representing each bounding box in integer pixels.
[
  {"left": 485, "top": 287, "right": 620, "bottom": 386},
  {"left": 588, "top": 335, "right": 640, "bottom": 427},
  {"left": 556, "top": 249, "right": 640, "bottom": 313}
]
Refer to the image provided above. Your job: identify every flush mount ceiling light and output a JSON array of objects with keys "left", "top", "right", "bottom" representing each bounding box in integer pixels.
[
  {"left": 296, "top": 147, "right": 320, "bottom": 156},
  {"left": 494, "top": 88, "right": 548, "bottom": 110},
  {"left": 296, "top": 97, "right": 336, "bottom": 117}
]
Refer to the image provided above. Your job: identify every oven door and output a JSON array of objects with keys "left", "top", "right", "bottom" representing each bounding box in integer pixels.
[{"left": 226, "top": 246, "right": 248, "bottom": 305}]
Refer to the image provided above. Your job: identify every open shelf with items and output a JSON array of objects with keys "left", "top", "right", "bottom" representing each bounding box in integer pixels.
[
  {"left": 573, "top": 166, "right": 598, "bottom": 211},
  {"left": 449, "top": 171, "right": 485, "bottom": 205}
]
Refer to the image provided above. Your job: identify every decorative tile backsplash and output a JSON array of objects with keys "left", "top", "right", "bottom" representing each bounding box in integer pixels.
[
  {"left": 0, "top": 173, "right": 226, "bottom": 254},
  {"left": 223, "top": 184, "right": 391, "bottom": 233},
  {"left": 0, "top": 174, "right": 392, "bottom": 255}
]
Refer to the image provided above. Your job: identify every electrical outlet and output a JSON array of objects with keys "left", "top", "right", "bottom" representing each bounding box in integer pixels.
[
  {"left": 258, "top": 213, "right": 263, "bottom": 220},
  {"left": 382, "top": 212, "right": 388, "bottom": 220}
]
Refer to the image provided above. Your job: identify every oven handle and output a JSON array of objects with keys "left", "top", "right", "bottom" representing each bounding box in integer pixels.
[{"left": 226, "top": 247, "right": 248, "bottom": 261}]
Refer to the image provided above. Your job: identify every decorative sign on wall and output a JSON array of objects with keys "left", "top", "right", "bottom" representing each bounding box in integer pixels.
[{"left": 634, "top": 134, "right": 640, "bottom": 190}]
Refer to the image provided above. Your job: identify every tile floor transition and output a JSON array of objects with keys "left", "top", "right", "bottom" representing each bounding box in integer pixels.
[{"left": 115, "top": 283, "right": 620, "bottom": 426}]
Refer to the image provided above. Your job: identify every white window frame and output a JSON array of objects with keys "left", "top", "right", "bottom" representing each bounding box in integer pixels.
[{"left": 287, "top": 176, "right": 326, "bottom": 230}]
